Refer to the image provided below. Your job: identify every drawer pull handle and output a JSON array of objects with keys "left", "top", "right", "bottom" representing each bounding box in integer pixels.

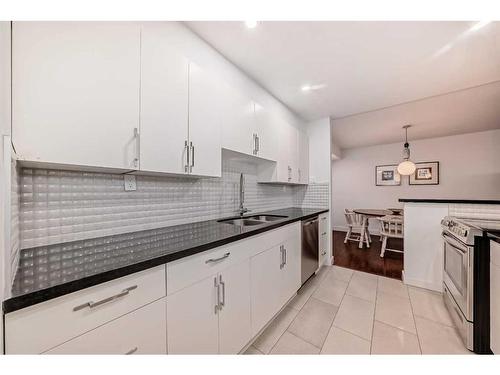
[
  {"left": 72, "top": 285, "right": 138, "bottom": 312},
  {"left": 321, "top": 251, "right": 327, "bottom": 256},
  {"left": 126, "top": 347, "right": 138, "bottom": 355},
  {"left": 322, "top": 232, "right": 327, "bottom": 236},
  {"left": 321, "top": 217, "right": 327, "bottom": 220},
  {"left": 205, "top": 252, "right": 230, "bottom": 264}
]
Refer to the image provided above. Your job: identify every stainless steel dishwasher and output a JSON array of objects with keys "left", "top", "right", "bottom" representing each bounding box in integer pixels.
[{"left": 301, "top": 216, "right": 319, "bottom": 284}]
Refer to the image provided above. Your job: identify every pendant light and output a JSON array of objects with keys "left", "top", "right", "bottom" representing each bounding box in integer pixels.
[{"left": 397, "top": 125, "right": 416, "bottom": 176}]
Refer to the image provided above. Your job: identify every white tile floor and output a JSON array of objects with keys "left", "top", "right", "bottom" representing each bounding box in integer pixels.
[{"left": 245, "top": 265, "right": 471, "bottom": 355}]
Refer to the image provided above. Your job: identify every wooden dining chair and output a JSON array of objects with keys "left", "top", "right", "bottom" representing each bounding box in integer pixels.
[
  {"left": 378, "top": 215, "right": 404, "bottom": 257},
  {"left": 344, "top": 209, "right": 370, "bottom": 248}
]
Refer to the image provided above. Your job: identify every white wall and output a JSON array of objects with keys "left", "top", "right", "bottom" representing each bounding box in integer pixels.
[
  {"left": 306, "top": 117, "right": 331, "bottom": 183},
  {"left": 332, "top": 129, "right": 500, "bottom": 231}
]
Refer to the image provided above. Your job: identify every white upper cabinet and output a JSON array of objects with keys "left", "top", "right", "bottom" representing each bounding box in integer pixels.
[
  {"left": 140, "top": 24, "right": 189, "bottom": 174},
  {"left": 297, "top": 130, "right": 309, "bottom": 184},
  {"left": 220, "top": 82, "right": 256, "bottom": 156},
  {"left": 254, "top": 102, "right": 280, "bottom": 161},
  {"left": 12, "top": 22, "right": 141, "bottom": 170},
  {"left": 188, "top": 62, "right": 222, "bottom": 177}
]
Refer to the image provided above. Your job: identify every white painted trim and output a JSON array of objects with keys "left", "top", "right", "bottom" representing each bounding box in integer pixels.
[{"left": 403, "top": 275, "right": 443, "bottom": 293}]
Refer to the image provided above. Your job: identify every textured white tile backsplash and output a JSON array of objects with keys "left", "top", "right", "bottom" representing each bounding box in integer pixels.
[
  {"left": 18, "top": 159, "right": 330, "bottom": 249},
  {"left": 449, "top": 203, "right": 500, "bottom": 220}
]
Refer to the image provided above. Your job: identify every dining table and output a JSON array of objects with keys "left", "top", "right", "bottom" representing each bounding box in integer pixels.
[{"left": 352, "top": 209, "right": 394, "bottom": 248}]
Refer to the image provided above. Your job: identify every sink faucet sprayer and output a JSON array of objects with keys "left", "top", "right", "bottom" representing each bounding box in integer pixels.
[{"left": 239, "top": 173, "right": 250, "bottom": 216}]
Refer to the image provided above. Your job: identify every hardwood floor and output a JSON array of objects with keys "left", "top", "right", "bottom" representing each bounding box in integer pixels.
[{"left": 332, "top": 230, "right": 403, "bottom": 280}]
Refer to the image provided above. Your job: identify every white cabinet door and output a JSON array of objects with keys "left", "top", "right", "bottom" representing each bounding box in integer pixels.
[
  {"left": 297, "top": 130, "right": 309, "bottom": 184},
  {"left": 275, "top": 119, "right": 298, "bottom": 183},
  {"left": 218, "top": 259, "right": 252, "bottom": 354},
  {"left": 254, "top": 102, "right": 280, "bottom": 161},
  {"left": 45, "top": 298, "right": 167, "bottom": 354},
  {"left": 250, "top": 245, "right": 283, "bottom": 335},
  {"left": 12, "top": 22, "right": 141, "bottom": 170},
  {"left": 140, "top": 24, "right": 189, "bottom": 174},
  {"left": 281, "top": 236, "right": 301, "bottom": 304},
  {"left": 188, "top": 62, "right": 222, "bottom": 177},
  {"left": 220, "top": 82, "right": 255, "bottom": 156},
  {"left": 491, "top": 240, "right": 500, "bottom": 354},
  {"left": 167, "top": 276, "right": 219, "bottom": 354}
]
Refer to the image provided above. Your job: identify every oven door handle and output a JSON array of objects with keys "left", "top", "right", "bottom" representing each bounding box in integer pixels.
[{"left": 441, "top": 232, "right": 468, "bottom": 254}]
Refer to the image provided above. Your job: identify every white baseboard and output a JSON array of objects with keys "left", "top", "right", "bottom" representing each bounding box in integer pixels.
[{"left": 403, "top": 275, "right": 443, "bottom": 293}]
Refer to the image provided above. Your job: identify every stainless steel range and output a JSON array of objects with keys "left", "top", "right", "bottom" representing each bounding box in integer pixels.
[{"left": 441, "top": 216, "right": 498, "bottom": 353}]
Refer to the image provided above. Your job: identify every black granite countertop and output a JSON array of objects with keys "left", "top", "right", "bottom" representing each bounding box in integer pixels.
[
  {"left": 3, "top": 207, "right": 328, "bottom": 313},
  {"left": 399, "top": 198, "right": 500, "bottom": 204}
]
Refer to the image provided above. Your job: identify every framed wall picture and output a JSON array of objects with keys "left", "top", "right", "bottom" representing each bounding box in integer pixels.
[
  {"left": 375, "top": 165, "right": 401, "bottom": 186},
  {"left": 409, "top": 161, "right": 440, "bottom": 185}
]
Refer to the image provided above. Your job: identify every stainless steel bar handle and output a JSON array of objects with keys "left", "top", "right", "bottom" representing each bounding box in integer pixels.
[
  {"left": 253, "top": 134, "right": 257, "bottom": 155},
  {"left": 304, "top": 218, "right": 318, "bottom": 226},
  {"left": 133, "top": 128, "right": 140, "bottom": 168},
  {"left": 279, "top": 245, "right": 284, "bottom": 269},
  {"left": 73, "top": 285, "right": 138, "bottom": 312},
  {"left": 190, "top": 141, "right": 195, "bottom": 170},
  {"left": 284, "top": 246, "right": 287, "bottom": 266},
  {"left": 184, "top": 140, "right": 190, "bottom": 173},
  {"left": 256, "top": 134, "right": 260, "bottom": 153},
  {"left": 219, "top": 275, "right": 226, "bottom": 308},
  {"left": 205, "top": 252, "right": 231, "bottom": 264},
  {"left": 125, "top": 347, "right": 138, "bottom": 355},
  {"left": 214, "top": 277, "right": 220, "bottom": 314}
]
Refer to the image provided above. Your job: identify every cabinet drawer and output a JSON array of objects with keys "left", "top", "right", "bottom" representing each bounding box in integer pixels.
[
  {"left": 45, "top": 298, "right": 167, "bottom": 354},
  {"left": 5, "top": 265, "right": 166, "bottom": 354},
  {"left": 167, "top": 223, "right": 300, "bottom": 295}
]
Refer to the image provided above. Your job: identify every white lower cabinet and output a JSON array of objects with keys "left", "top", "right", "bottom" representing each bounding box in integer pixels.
[
  {"left": 217, "top": 259, "right": 252, "bottom": 354},
  {"left": 5, "top": 265, "right": 166, "bottom": 354},
  {"left": 167, "top": 275, "right": 220, "bottom": 354},
  {"left": 490, "top": 240, "right": 500, "bottom": 354},
  {"left": 167, "top": 258, "right": 251, "bottom": 354},
  {"left": 5, "top": 222, "right": 308, "bottom": 355},
  {"left": 250, "top": 234, "right": 301, "bottom": 336},
  {"left": 45, "top": 298, "right": 167, "bottom": 354},
  {"left": 250, "top": 245, "right": 284, "bottom": 335}
]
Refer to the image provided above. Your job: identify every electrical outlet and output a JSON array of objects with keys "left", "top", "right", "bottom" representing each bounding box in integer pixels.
[{"left": 124, "top": 175, "right": 137, "bottom": 191}]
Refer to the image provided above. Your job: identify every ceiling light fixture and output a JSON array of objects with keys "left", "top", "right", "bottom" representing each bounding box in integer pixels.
[
  {"left": 397, "top": 125, "right": 416, "bottom": 176},
  {"left": 469, "top": 20, "right": 492, "bottom": 32},
  {"left": 301, "top": 83, "right": 326, "bottom": 92},
  {"left": 244, "top": 21, "right": 258, "bottom": 29}
]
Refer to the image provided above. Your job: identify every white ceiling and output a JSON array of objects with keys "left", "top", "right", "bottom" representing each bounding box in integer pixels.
[
  {"left": 186, "top": 21, "right": 500, "bottom": 123},
  {"left": 330, "top": 81, "right": 500, "bottom": 149}
]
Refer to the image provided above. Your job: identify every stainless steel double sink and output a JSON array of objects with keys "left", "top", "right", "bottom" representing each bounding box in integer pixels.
[{"left": 218, "top": 214, "right": 288, "bottom": 227}]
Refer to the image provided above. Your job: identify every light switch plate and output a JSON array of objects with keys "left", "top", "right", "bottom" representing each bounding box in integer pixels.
[{"left": 124, "top": 175, "right": 137, "bottom": 191}]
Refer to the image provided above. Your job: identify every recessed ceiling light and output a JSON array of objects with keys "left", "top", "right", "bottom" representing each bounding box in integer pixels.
[
  {"left": 469, "top": 20, "right": 492, "bottom": 32},
  {"left": 244, "top": 21, "right": 258, "bottom": 29},
  {"left": 301, "top": 83, "right": 327, "bottom": 92}
]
